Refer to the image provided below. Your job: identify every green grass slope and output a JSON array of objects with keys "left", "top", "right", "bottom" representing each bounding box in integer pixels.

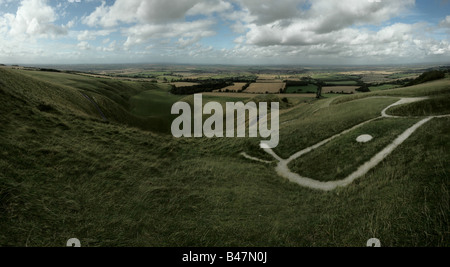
[
  {"left": 289, "top": 118, "right": 422, "bottom": 182},
  {"left": 14, "top": 69, "right": 180, "bottom": 133},
  {"left": 0, "top": 68, "right": 448, "bottom": 247}
]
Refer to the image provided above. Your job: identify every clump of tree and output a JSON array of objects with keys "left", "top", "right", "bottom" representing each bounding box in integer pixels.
[
  {"left": 405, "top": 70, "right": 446, "bottom": 87},
  {"left": 370, "top": 78, "right": 413, "bottom": 88},
  {"left": 170, "top": 81, "right": 233, "bottom": 95},
  {"left": 439, "top": 66, "right": 450, "bottom": 73},
  {"left": 356, "top": 84, "right": 371, "bottom": 93},
  {"left": 285, "top": 80, "right": 310, "bottom": 87},
  {"left": 316, "top": 81, "right": 324, "bottom": 99},
  {"left": 39, "top": 68, "right": 61, "bottom": 73},
  {"left": 241, "top": 82, "right": 251, "bottom": 91}
]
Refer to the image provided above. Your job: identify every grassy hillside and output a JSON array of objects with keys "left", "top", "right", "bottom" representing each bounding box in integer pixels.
[
  {"left": 14, "top": 69, "right": 180, "bottom": 133},
  {"left": 388, "top": 93, "right": 450, "bottom": 116},
  {"left": 0, "top": 68, "right": 448, "bottom": 247},
  {"left": 331, "top": 78, "right": 450, "bottom": 105},
  {"left": 289, "top": 118, "right": 421, "bottom": 182}
]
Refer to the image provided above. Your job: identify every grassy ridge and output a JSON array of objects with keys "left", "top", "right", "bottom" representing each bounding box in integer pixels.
[
  {"left": 0, "top": 68, "right": 449, "bottom": 247},
  {"left": 388, "top": 94, "right": 450, "bottom": 117}
]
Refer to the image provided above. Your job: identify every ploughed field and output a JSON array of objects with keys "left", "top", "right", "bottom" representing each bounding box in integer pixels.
[{"left": 244, "top": 82, "right": 286, "bottom": 94}]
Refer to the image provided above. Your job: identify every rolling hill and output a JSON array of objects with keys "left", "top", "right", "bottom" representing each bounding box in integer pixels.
[{"left": 0, "top": 67, "right": 449, "bottom": 247}]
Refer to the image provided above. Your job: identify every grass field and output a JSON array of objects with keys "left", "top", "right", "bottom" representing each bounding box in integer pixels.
[
  {"left": 369, "top": 84, "right": 402, "bottom": 91},
  {"left": 0, "top": 67, "right": 448, "bottom": 247},
  {"left": 285, "top": 84, "right": 318, "bottom": 93}
]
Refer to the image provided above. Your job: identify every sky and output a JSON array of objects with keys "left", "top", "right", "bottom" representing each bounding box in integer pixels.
[{"left": 0, "top": 0, "right": 449, "bottom": 65}]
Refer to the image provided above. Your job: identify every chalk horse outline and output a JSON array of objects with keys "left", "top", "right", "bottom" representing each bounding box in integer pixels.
[{"left": 242, "top": 97, "right": 450, "bottom": 191}]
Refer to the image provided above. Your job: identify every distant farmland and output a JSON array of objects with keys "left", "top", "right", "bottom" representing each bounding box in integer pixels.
[
  {"left": 245, "top": 82, "right": 286, "bottom": 94},
  {"left": 322, "top": 86, "right": 360, "bottom": 94},
  {"left": 325, "top": 81, "right": 359, "bottom": 85},
  {"left": 256, "top": 79, "right": 284, "bottom": 83}
]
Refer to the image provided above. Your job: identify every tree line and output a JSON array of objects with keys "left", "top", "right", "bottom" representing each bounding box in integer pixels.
[{"left": 170, "top": 80, "right": 234, "bottom": 95}]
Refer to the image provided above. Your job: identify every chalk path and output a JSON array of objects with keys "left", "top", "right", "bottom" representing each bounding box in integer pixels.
[{"left": 242, "top": 97, "right": 450, "bottom": 191}]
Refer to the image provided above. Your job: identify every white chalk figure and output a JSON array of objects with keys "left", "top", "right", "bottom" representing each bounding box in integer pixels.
[
  {"left": 67, "top": 238, "right": 81, "bottom": 247},
  {"left": 367, "top": 238, "right": 382, "bottom": 247},
  {"left": 242, "top": 97, "right": 450, "bottom": 191},
  {"left": 356, "top": 134, "right": 374, "bottom": 143}
]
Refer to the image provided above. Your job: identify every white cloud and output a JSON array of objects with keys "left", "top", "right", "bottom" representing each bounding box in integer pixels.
[
  {"left": 123, "top": 19, "right": 216, "bottom": 48},
  {"left": 243, "top": 0, "right": 416, "bottom": 46},
  {"left": 440, "top": 15, "right": 450, "bottom": 28},
  {"left": 236, "top": 0, "right": 307, "bottom": 25},
  {"left": 232, "top": 21, "right": 450, "bottom": 64},
  {"left": 234, "top": 35, "right": 245, "bottom": 44},
  {"left": 77, "top": 41, "right": 91, "bottom": 50},
  {"left": 187, "top": 0, "right": 232, "bottom": 16},
  {"left": 83, "top": 0, "right": 203, "bottom": 27},
  {"left": 306, "top": 0, "right": 415, "bottom": 34},
  {"left": 1, "top": 0, "right": 449, "bottom": 64},
  {"left": 3, "top": 0, "right": 67, "bottom": 39},
  {"left": 83, "top": 0, "right": 220, "bottom": 49},
  {"left": 77, "top": 29, "right": 114, "bottom": 41}
]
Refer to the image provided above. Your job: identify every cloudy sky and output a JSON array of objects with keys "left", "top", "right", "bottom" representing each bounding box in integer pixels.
[{"left": 0, "top": 0, "right": 449, "bottom": 65}]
